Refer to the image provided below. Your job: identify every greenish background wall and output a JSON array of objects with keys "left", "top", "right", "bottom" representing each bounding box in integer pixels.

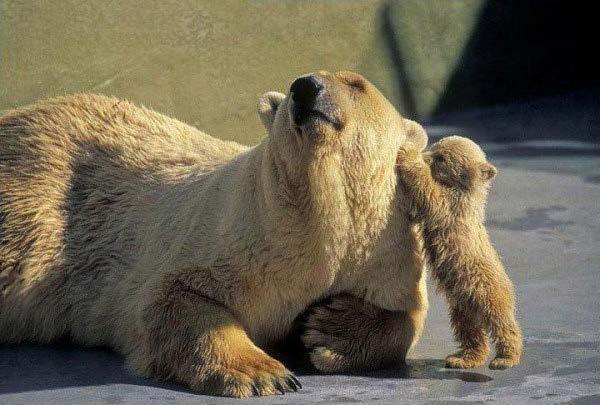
[{"left": 1, "top": 0, "right": 597, "bottom": 145}]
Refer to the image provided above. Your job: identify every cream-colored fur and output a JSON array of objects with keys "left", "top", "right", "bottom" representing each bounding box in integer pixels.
[
  {"left": 0, "top": 71, "right": 428, "bottom": 397},
  {"left": 396, "top": 136, "right": 523, "bottom": 370}
]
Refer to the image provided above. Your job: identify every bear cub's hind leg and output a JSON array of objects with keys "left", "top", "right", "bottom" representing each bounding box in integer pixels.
[
  {"left": 474, "top": 283, "right": 522, "bottom": 369},
  {"left": 445, "top": 288, "right": 523, "bottom": 370},
  {"left": 487, "top": 306, "right": 523, "bottom": 369},
  {"left": 128, "top": 292, "right": 300, "bottom": 397},
  {"left": 445, "top": 302, "right": 490, "bottom": 368}
]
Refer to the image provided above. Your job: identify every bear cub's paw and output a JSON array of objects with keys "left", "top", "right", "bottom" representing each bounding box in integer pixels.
[
  {"left": 445, "top": 349, "right": 489, "bottom": 369},
  {"left": 489, "top": 354, "right": 520, "bottom": 370}
]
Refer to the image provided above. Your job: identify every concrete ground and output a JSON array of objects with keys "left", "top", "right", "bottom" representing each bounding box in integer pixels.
[{"left": 1, "top": 95, "right": 599, "bottom": 404}]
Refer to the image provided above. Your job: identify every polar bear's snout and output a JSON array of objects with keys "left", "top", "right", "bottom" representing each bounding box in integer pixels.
[
  {"left": 289, "top": 73, "right": 343, "bottom": 130},
  {"left": 290, "top": 75, "right": 323, "bottom": 111}
]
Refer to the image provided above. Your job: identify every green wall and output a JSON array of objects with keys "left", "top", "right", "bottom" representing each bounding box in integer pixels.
[
  {"left": 2, "top": 0, "right": 398, "bottom": 144},
  {"left": 2, "top": 1, "right": 595, "bottom": 145}
]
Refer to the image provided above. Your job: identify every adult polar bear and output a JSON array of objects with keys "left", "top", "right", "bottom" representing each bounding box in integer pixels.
[{"left": 0, "top": 71, "right": 428, "bottom": 397}]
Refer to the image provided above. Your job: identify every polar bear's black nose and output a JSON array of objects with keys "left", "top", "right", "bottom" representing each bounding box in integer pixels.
[{"left": 290, "top": 75, "right": 324, "bottom": 108}]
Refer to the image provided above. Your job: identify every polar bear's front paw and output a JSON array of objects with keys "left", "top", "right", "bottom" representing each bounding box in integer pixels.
[
  {"left": 302, "top": 294, "right": 399, "bottom": 373},
  {"left": 302, "top": 296, "right": 359, "bottom": 373},
  {"left": 308, "top": 346, "right": 352, "bottom": 373},
  {"left": 189, "top": 349, "right": 301, "bottom": 397}
]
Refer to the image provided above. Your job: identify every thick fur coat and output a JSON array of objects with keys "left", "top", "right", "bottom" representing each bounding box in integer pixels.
[
  {"left": 396, "top": 136, "right": 523, "bottom": 370},
  {"left": 0, "top": 71, "right": 428, "bottom": 397}
]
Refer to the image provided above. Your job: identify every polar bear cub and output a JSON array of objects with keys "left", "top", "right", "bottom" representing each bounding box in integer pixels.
[{"left": 396, "top": 136, "right": 523, "bottom": 369}]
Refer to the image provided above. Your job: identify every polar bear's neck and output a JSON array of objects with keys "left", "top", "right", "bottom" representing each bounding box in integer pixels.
[{"left": 255, "top": 138, "right": 398, "bottom": 274}]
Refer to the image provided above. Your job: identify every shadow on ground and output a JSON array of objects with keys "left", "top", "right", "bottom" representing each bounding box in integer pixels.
[
  {"left": 0, "top": 343, "right": 493, "bottom": 397},
  {"left": 0, "top": 344, "right": 193, "bottom": 395}
]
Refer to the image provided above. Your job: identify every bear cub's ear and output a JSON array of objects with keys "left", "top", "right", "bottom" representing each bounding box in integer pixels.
[
  {"left": 258, "top": 92, "right": 286, "bottom": 133},
  {"left": 480, "top": 162, "right": 498, "bottom": 181}
]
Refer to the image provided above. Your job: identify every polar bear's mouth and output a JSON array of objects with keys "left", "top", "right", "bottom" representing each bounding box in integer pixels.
[{"left": 292, "top": 106, "right": 341, "bottom": 130}]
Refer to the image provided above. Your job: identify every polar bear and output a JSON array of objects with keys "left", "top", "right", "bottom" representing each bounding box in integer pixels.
[{"left": 0, "top": 71, "right": 428, "bottom": 397}]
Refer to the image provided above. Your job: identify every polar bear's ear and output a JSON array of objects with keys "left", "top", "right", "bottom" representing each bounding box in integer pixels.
[
  {"left": 404, "top": 119, "right": 428, "bottom": 151},
  {"left": 258, "top": 92, "right": 286, "bottom": 132}
]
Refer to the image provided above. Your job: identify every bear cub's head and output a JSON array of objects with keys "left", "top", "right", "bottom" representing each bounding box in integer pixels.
[{"left": 424, "top": 136, "right": 497, "bottom": 192}]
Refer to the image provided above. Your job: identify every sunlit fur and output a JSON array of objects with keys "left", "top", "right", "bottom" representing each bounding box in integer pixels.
[
  {"left": 396, "top": 136, "right": 523, "bottom": 370},
  {"left": 0, "top": 72, "right": 428, "bottom": 397}
]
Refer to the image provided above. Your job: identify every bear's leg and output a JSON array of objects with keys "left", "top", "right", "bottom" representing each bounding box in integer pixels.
[
  {"left": 486, "top": 305, "right": 523, "bottom": 370},
  {"left": 127, "top": 292, "right": 300, "bottom": 397},
  {"left": 445, "top": 302, "right": 490, "bottom": 368},
  {"left": 302, "top": 294, "right": 426, "bottom": 372}
]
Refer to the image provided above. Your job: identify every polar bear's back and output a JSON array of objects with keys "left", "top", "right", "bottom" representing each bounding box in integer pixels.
[
  {"left": 0, "top": 94, "right": 247, "bottom": 174},
  {"left": 0, "top": 94, "right": 247, "bottom": 343}
]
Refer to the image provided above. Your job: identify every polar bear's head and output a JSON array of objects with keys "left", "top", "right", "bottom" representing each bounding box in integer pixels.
[
  {"left": 257, "top": 71, "right": 428, "bottom": 264},
  {"left": 258, "top": 71, "right": 426, "bottom": 180}
]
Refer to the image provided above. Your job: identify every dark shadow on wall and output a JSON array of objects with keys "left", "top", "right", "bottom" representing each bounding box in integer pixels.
[
  {"left": 433, "top": 0, "right": 600, "bottom": 116},
  {"left": 380, "top": 1, "right": 417, "bottom": 119}
]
